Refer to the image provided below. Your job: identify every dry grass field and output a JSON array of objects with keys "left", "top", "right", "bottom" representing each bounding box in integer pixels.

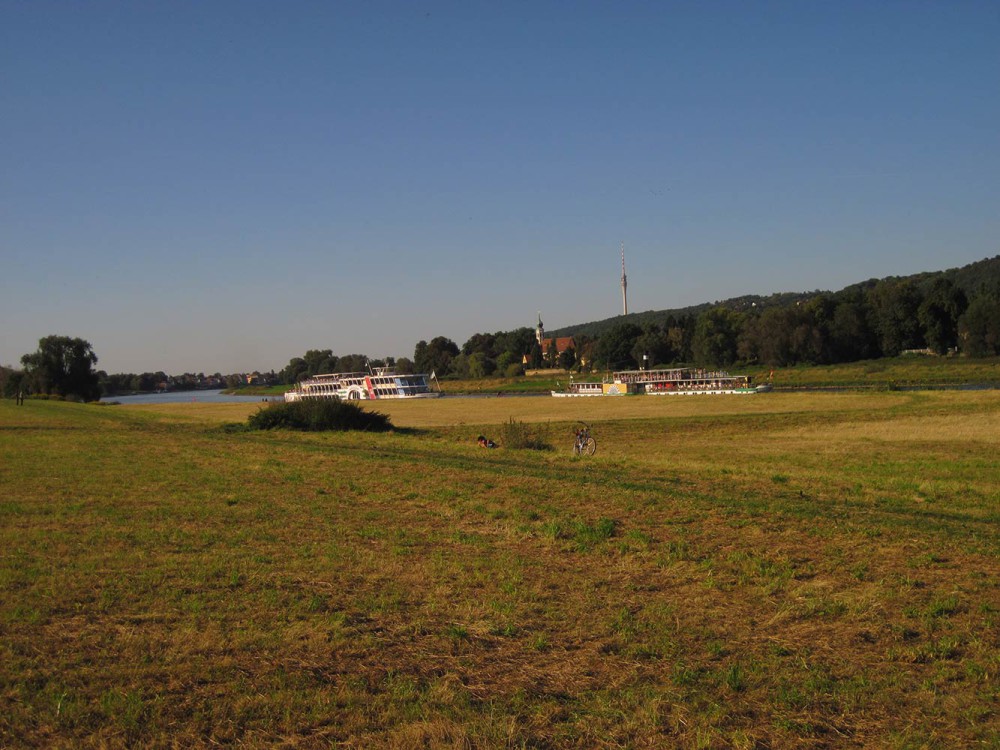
[{"left": 1, "top": 391, "right": 997, "bottom": 748}]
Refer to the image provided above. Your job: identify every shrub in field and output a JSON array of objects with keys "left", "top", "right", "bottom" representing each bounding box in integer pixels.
[
  {"left": 504, "top": 362, "right": 525, "bottom": 378},
  {"left": 246, "top": 399, "right": 393, "bottom": 432},
  {"left": 498, "top": 417, "right": 550, "bottom": 450}
]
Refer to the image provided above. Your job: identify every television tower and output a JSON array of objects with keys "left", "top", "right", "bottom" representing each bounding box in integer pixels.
[{"left": 620, "top": 241, "right": 628, "bottom": 316}]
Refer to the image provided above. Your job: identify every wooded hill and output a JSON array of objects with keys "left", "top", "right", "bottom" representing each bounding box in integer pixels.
[
  {"left": 550, "top": 255, "right": 1000, "bottom": 341},
  {"left": 270, "top": 253, "right": 1000, "bottom": 385}
]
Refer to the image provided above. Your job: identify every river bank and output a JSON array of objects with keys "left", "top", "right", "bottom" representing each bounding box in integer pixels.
[
  {"left": 101, "top": 389, "right": 279, "bottom": 405},
  {"left": 217, "top": 356, "right": 1000, "bottom": 399}
]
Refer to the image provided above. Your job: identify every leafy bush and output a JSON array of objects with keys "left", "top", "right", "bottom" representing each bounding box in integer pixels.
[
  {"left": 498, "top": 417, "right": 550, "bottom": 450},
  {"left": 246, "top": 399, "right": 393, "bottom": 432},
  {"left": 503, "top": 362, "right": 525, "bottom": 378}
]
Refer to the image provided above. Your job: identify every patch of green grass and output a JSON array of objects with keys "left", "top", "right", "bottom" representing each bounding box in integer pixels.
[
  {"left": 572, "top": 517, "right": 617, "bottom": 550},
  {"left": 926, "top": 595, "right": 961, "bottom": 618},
  {"left": 444, "top": 623, "right": 469, "bottom": 641}
]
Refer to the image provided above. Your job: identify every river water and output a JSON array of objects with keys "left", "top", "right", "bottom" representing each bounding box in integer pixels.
[
  {"left": 101, "top": 383, "right": 997, "bottom": 405},
  {"left": 101, "top": 390, "right": 549, "bottom": 404},
  {"left": 101, "top": 390, "right": 281, "bottom": 405}
]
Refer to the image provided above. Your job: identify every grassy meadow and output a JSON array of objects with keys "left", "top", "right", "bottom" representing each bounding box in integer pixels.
[{"left": 1, "top": 391, "right": 998, "bottom": 748}]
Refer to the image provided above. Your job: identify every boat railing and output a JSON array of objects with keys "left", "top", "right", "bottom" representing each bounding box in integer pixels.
[{"left": 612, "top": 368, "right": 736, "bottom": 384}]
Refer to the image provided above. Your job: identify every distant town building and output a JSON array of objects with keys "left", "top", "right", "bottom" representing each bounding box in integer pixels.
[
  {"left": 524, "top": 312, "right": 576, "bottom": 364},
  {"left": 541, "top": 337, "right": 577, "bottom": 358}
]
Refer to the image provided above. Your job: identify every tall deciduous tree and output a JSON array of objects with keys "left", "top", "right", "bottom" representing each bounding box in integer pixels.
[
  {"left": 494, "top": 328, "right": 537, "bottom": 365},
  {"left": 1, "top": 366, "right": 25, "bottom": 398},
  {"left": 302, "top": 349, "right": 338, "bottom": 377},
  {"left": 691, "top": 308, "right": 741, "bottom": 367},
  {"left": 828, "top": 299, "right": 878, "bottom": 362},
  {"left": 594, "top": 323, "right": 642, "bottom": 370},
  {"left": 959, "top": 293, "right": 1000, "bottom": 356},
  {"left": 557, "top": 347, "right": 577, "bottom": 371},
  {"left": 414, "top": 337, "right": 460, "bottom": 376},
  {"left": 462, "top": 332, "right": 497, "bottom": 358},
  {"left": 631, "top": 326, "right": 674, "bottom": 369},
  {"left": 336, "top": 354, "right": 370, "bottom": 373},
  {"left": 544, "top": 340, "right": 559, "bottom": 367},
  {"left": 468, "top": 352, "right": 496, "bottom": 378},
  {"left": 21, "top": 335, "right": 101, "bottom": 401},
  {"left": 666, "top": 316, "right": 695, "bottom": 363},
  {"left": 868, "top": 280, "right": 923, "bottom": 356},
  {"left": 394, "top": 357, "right": 415, "bottom": 374},
  {"left": 919, "top": 278, "right": 967, "bottom": 354},
  {"left": 280, "top": 357, "right": 309, "bottom": 384},
  {"left": 739, "top": 307, "right": 794, "bottom": 366}
]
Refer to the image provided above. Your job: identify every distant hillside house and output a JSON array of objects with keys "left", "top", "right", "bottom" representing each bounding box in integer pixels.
[
  {"left": 541, "top": 337, "right": 576, "bottom": 357},
  {"left": 523, "top": 312, "right": 575, "bottom": 363}
]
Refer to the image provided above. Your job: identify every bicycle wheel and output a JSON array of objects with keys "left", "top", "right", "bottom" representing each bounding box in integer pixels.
[{"left": 583, "top": 437, "right": 596, "bottom": 456}]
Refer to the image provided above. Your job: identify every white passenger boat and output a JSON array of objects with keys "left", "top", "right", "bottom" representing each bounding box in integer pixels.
[
  {"left": 285, "top": 368, "right": 440, "bottom": 402},
  {"left": 551, "top": 380, "right": 609, "bottom": 397},
  {"left": 552, "top": 368, "right": 765, "bottom": 397}
]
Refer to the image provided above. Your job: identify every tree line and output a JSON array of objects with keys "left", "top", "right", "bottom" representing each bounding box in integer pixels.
[
  {"left": 6, "top": 257, "right": 1000, "bottom": 401},
  {"left": 277, "top": 266, "right": 1000, "bottom": 380},
  {"left": 1, "top": 336, "right": 280, "bottom": 402},
  {"left": 277, "top": 328, "right": 541, "bottom": 384},
  {"left": 2, "top": 335, "right": 103, "bottom": 402}
]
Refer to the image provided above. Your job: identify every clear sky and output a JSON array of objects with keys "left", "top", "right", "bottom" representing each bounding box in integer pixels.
[{"left": 2, "top": 1, "right": 998, "bottom": 375}]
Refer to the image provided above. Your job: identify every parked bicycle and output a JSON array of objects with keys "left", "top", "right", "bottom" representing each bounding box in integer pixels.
[{"left": 573, "top": 421, "right": 597, "bottom": 456}]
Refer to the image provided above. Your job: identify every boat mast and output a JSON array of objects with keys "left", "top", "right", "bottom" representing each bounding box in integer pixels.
[{"left": 621, "top": 241, "right": 628, "bottom": 316}]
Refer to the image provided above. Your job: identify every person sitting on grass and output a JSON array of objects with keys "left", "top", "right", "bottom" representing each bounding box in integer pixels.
[{"left": 477, "top": 435, "right": 497, "bottom": 449}]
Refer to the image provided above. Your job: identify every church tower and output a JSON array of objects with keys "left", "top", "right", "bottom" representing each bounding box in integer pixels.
[
  {"left": 621, "top": 242, "right": 628, "bottom": 316},
  {"left": 536, "top": 312, "right": 545, "bottom": 345}
]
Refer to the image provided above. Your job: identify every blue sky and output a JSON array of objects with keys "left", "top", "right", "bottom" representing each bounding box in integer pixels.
[{"left": 2, "top": 1, "right": 998, "bottom": 374}]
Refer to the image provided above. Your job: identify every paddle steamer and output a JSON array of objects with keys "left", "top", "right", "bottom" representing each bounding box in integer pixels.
[
  {"left": 284, "top": 368, "right": 440, "bottom": 402},
  {"left": 553, "top": 368, "right": 768, "bottom": 397}
]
